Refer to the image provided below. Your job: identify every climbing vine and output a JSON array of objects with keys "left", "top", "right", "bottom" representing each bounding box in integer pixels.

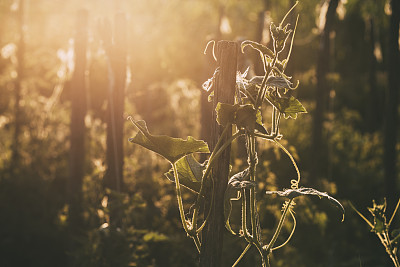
[{"left": 128, "top": 2, "right": 344, "bottom": 266}]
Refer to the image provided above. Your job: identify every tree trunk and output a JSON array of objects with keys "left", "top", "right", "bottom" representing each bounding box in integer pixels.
[
  {"left": 103, "top": 13, "right": 127, "bottom": 226},
  {"left": 199, "top": 41, "right": 237, "bottom": 267},
  {"left": 11, "top": 0, "right": 25, "bottom": 169},
  {"left": 311, "top": 0, "right": 338, "bottom": 181},
  {"left": 366, "top": 18, "right": 380, "bottom": 132},
  {"left": 384, "top": 0, "right": 399, "bottom": 213},
  {"left": 69, "top": 9, "right": 88, "bottom": 231}
]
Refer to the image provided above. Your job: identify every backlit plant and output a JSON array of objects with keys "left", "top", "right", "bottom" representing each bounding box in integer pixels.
[
  {"left": 128, "top": 2, "right": 344, "bottom": 266},
  {"left": 351, "top": 199, "right": 400, "bottom": 267}
]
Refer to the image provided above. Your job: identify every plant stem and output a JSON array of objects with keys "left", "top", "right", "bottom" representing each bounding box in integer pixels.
[
  {"left": 272, "top": 107, "right": 277, "bottom": 134},
  {"left": 272, "top": 209, "right": 297, "bottom": 251},
  {"left": 385, "top": 229, "right": 400, "bottom": 267},
  {"left": 241, "top": 188, "right": 252, "bottom": 241},
  {"left": 248, "top": 134, "right": 257, "bottom": 237},
  {"left": 264, "top": 199, "right": 293, "bottom": 254},
  {"left": 232, "top": 243, "right": 251, "bottom": 267},
  {"left": 256, "top": 54, "right": 278, "bottom": 108},
  {"left": 172, "top": 163, "right": 190, "bottom": 234},
  {"left": 389, "top": 198, "right": 400, "bottom": 226},
  {"left": 193, "top": 234, "right": 201, "bottom": 253},
  {"left": 192, "top": 129, "right": 243, "bottom": 233}
]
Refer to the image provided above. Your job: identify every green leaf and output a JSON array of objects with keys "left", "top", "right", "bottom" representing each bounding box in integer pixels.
[
  {"left": 216, "top": 103, "right": 238, "bottom": 126},
  {"left": 241, "top": 40, "right": 274, "bottom": 58},
  {"left": 255, "top": 109, "right": 269, "bottom": 134},
  {"left": 270, "top": 22, "right": 292, "bottom": 53},
  {"left": 265, "top": 93, "right": 307, "bottom": 119},
  {"left": 129, "top": 120, "right": 210, "bottom": 163},
  {"left": 208, "top": 91, "right": 214, "bottom": 102},
  {"left": 368, "top": 199, "right": 388, "bottom": 234},
  {"left": 266, "top": 187, "right": 345, "bottom": 221},
  {"left": 216, "top": 103, "right": 263, "bottom": 133},
  {"left": 235, "top": 104, "right": 258, "bottom": 132},
  {"left": 164, "top": 155, "right": 206, "bottom": 193}
]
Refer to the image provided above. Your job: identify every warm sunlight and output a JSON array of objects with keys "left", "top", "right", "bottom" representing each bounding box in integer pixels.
[{"left": 0, "top": 0, "right": 399, "bottom": 266}]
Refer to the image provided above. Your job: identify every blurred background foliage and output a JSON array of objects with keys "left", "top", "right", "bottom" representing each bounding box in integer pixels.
[{"left": 0, "top": 0, "right": 399, "bottom": 266}]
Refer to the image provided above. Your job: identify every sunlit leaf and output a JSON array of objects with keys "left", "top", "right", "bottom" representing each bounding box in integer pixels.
[
  {"left": 129, "top": 120, "right": 209, "bottom": 163},
  {"left": 235, "top": 104, "right": 258, "bottom": 132},
  {"left": 216, "top": 103, "right": 264, "bottom": 133},
  {"left": 208, "top": 91, "right": 214, "bottom": 102},
  {"left": 265, "top": 93, "right": 307, "bottom": 119},
  {"left": 165, "top": 155, "right": 207, "bottom": 193},
  {"left": 266, "top": 187, "right": 345, "bottom": 221},
  {"left": 270, "top": 22, "right": 292, "bottom": 53},
  {"left": 368, "top": 199, "right": 388, "bottom": 234},
  {"left": 266, "top": 76, "right": 298, "bottom": 90},
  {"left": 241, "top": 40, "right": 274, "bottom": 58},
  {"left": 216, "top": 103, "right": 238, "bottom": 126}
]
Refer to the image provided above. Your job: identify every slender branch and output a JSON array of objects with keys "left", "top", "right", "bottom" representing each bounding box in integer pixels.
[
  {"left": 272, "top": 208, "right": 297, "bottom": 251},
  {"left": 248, "top": 134, "right": 257, "bottom": 237},
  {"left": 241, "top": 188, "right": 252, "bottom": 241},
  {"left": 389, "top": 198, "right": 400, "bottom": 226},
  {"left": 193, "top": 234, "right": 201, "bottom": 253},
  {"left": 279, "top": 1, "right": 299, "bottom": 28},
  {"left": 232, "top": 243, "right": 252, "bottom": 267},
  {"left": 349, "top": 202, "right": 374, "bottom": 229},
  {"left": 172, "top": 163, "right": 191, "bottom": 234},
  {"left": 273, "top": 140, "right": 300, "bottom": 187},
  {"left": 264, "top": 199, "right": 293, "bottom": 254}
]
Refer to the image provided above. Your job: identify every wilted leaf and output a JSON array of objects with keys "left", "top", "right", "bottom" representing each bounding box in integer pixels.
[
  {"left": 129, "top": 120, "right": 210, "bottom": 163},
  {"left": 241, "top": 40, "right": 274, "bottom": 58},
  {"left": 224, "top": 169, "right": 252, "bottom": 234},
  {"left": 265, "top": 93, "right": 307, "bottom": 119},
  {"left": 266, "top": 76, "right": 298, "bottom": 90},
  {"left": 165, "top": 155, "right": 207, "bottom": 193},
  {"left": 266, "top": 187, "right": 345, "bottom": 221},
  {"left": 237, "top": 80, "right": 259, "bottom": 103}
]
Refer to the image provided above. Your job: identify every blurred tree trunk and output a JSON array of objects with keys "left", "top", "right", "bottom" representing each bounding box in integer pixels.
[
  {"left": 311, "top": 0, "right": 338, "bottom": 181},
  {"left": 103, "top": 13, "right": 127, "bottom": 226},
  {"left": 11, "top": 0, "right": 25, "bottom": 169},
  {"left": 254, "top": 0, "right": 271, "bottom": 76},
  {"left": 199, "top": 41, "right": 237, "bottom": 267},
  {"left": 69, "top": 9, "right": 88, "bottom": 231},
  {"left": 384, "top": 0, "right": 399, "bottom": 212},
  {"left": 366, "top": 18, "right": 380, "bottom": 132}
]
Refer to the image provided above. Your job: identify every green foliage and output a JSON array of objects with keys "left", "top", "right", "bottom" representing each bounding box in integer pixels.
[
  {"left": 128, "top": 119, "right": 209, "bottom": 164},
  {"left": 164, "top": 154, "right": 206, "bottom": 193},
  {"left": 265, "top": 93, "right": 307, "bottom": 119},
  {"left": 216, "top": 103, "right": 263, "bottom": 132}
]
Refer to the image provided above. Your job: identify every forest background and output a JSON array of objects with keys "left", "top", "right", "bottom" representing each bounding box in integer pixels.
[{"left": 0, "top": 0, "right": 399, "bottom": 266}]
